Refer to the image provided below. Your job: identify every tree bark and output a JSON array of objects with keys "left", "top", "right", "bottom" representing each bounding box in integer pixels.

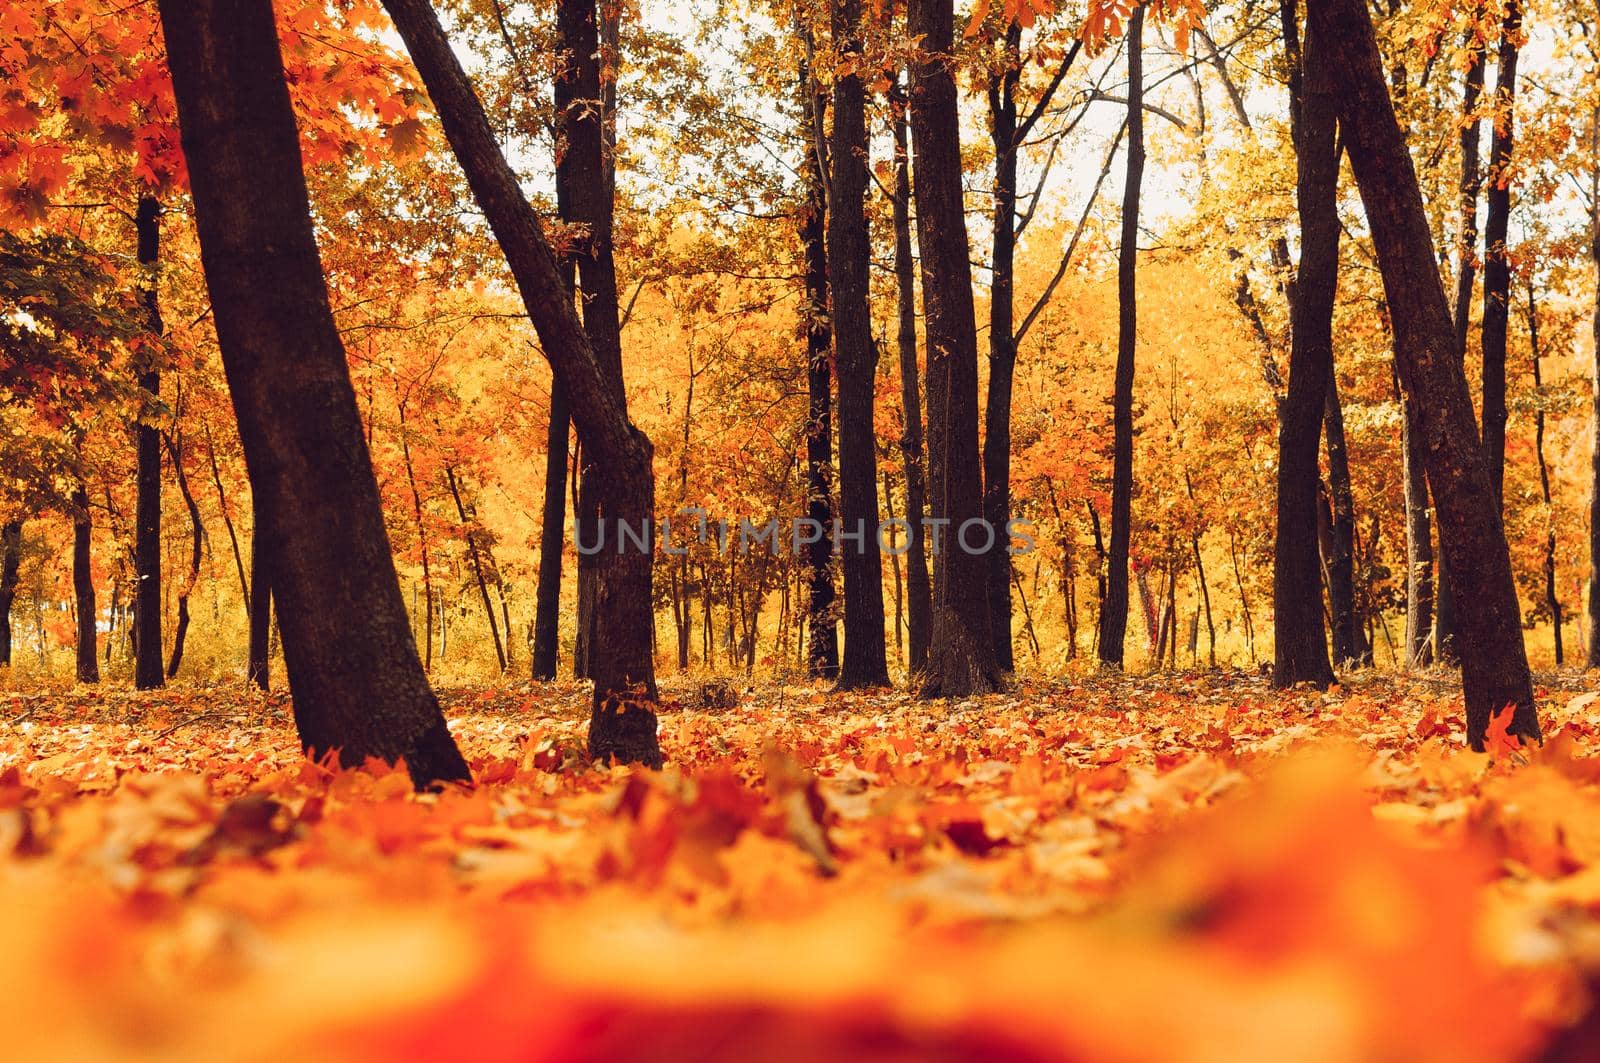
[
  {"left": 908, "top": 0, "right": 1000, "bottom": 696},
  {"left": 1402, "top": 376, "right": 1434, "bottom": 666},
  {"left": 1323, "top": 375, "right": 1365, "bottom": 665},
  {"left": 1098, "top": 5, "right": 1144, "bottom": 670},
  {"left": 1312, "top": 0, "right": 1539, "bottom": 748},
  {"left": 829, "top": 0, "right": 888, "bottom": 688},
  {"left": 72, "top": 488, "right": 98, "bottom": 683},
  {"left": 158, "top": 0, "right": 470, "bottom": 786},
  {"left": 890, "top": 76, "right": 931, "bottom": 673},
  {"left": 799, "top": 45, "right": 840, "bottom": 680},
  {"left": 382, "top": 0, "right": 659, "bottom": 766},
  {"left": 532, "top": 381, "right": 568, "bottom": 679},
  {"left": 0, "top": 521, "right": 16, "bottom": 667},
  {"left": 1479, "top": 0, "right": 1519, "bottom": 508},
  {"left": 247, "top": 512, "right": 271, "bottom": 691},
  {"left": 983, "top": 22, "right": 1021, "bottom": 673},
  {"left": 203, "top": 421, "right": 251, "bottom": 617},
  {"left": 133, "top": 195, "right": 164, "bottom": 690},
  {"left": 1437, "top": 36, "right": 1487, "bottom": 667},
  {"left": 1271, "top": 1, "right": 1336, "bottom": 689}
]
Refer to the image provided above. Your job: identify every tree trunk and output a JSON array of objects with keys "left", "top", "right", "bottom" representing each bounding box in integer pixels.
[
  {"left": 1313, "top": 0, "right": 1539, "bottom": 749},
  {"left": 983, "top": 23, "right": 1021, "bottom": 673},
  {"left": 0, "top": 521, "right": 16, "bottom": 667},
  {"left": 890, "top": 76, "right": 932, "bottom": 673},
  {"left": 1272, "top": 2, "right": 1336, "bottom": 689},
  {"left": 165, "top": 431, "right": 204, "bottom": 678},
  {"left": 72, "top": 489, "right": 98, "bottom": 683},
  {"left": 247, "top": 515, "right": 271, "bottom": 691},
  {"left": 1324, "top": 374, "right": 1364, "bottom": 665},
  {"left": 396, "top": 397, "right": 433, "bottom": 671},
  {"left": 445, "top": 466, "right": 507, "bottom": 672},
  {"left": 203, "top": 421, "right": 251, "bottom": 617},
  {"left": 382, "top": 0, "right": 659, "bottom": 766},
  {"left": 158, "top": 0, "right": 470, "bottom": 786},
  {"left": 1479, "top": 0, "right": 1519, "bottom": 508},
  {"left": 1527, "top": 284, "right": 1562, "bottom": 666},
  {"left": 1402, "top": 383, "right": 1435, "bottom": 666},
  {"left": 799, "top": 46, "right": 839, "bottom": 680},
  {"left": 1437, "top": 35, "right": 1487, "bottom": 668},
  {"left": 907, "top": 0, "right": 1000, "bottom": 697},
  {"left": 1098, "top": 5, "right": 1144, "bottom": 670},
  {"left": 532, "top": 381, "right": 568, "bottom": 680},
  {"left": 1589, "top": 108, "right": 1600, "bottom": 670},
  {"left": 829, "top": 0, "right": 888, "bottom": 688},
  {"left": 133, "top": 195, "right": 164, "bottom": 690}
]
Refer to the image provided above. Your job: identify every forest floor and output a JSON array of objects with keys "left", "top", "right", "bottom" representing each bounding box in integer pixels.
[{"left": 3, "top": 669, "right": 1600, "bottom": 1060}]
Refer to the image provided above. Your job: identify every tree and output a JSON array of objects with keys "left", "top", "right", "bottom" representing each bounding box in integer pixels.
[
  {"left": 132, "top": 195, "right": 164, "bottom": 691},
  {"left": 156, "top": 0, "right": 471, "bottom": 786},
  {"left": 1480, "top": 0, "right": 1520, "bottom": 507},
  {"left": 71, "top": 483, "right": 98, "bottom": 683},
  {"left": 829, "top": 0, "right": 889, "bottom": 689},
  {"left": 1311, "top": 0, "right": 1540, "bottom": 749},
  {"left": 799, "top": 41, "right": 840, "bottom": 681},
  {"left": 381, "top": 0, "right": 661, "bottom": 766},
  {"left": 1098, "top": 3, "right": 1145, "bottom": 670},
  {"left": 889, "top": 75, "right": 931, "bottom": 674},
  {"left": 908, "top": 0, "right": 1000, "bottom": 696},
  {"left": 0, "top": 521, "right": 19, "bottom": 668}
]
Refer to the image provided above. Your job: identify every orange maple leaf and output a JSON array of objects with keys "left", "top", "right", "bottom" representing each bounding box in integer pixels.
[{"left": 1485, "top": 705, "right": 1524, "bottom": 761}]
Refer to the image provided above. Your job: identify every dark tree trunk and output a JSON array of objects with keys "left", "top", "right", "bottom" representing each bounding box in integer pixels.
[
  {"left": 1479, "top": 0, "right": 1519, "bottom": 508},
  {"left": 158, "top": 0, "right": 470, "bottom": 786},
  {"left": 445, "top": 465, "right": 507, "bottom": 673},
  {"left": 165, "top": 431, "right": 204, "bottom": 678},
  {"left": 1323, "top": 375, "right": 1365, "bottom": 665},
  {"left": 1313, "top": 0, "right": 1539, "bottom": 749},
  {"left": 829, "top": 0, "right": 888, "bottom": 688},
  {"left": 1437, "top": 36, "right": 1486, "bottom": 668},
  {"left": 890, "top": 76, "right": 931, "bottom": 673},
  {"left": 133, "top": 196, "right": 164, "bottom": 690},
  {"left": 556, "top": 0, "right": 625, "bottom": 688},
  {"left": 1526, "top": 284, "right": 1562, "bottom": 665},
  {"left": 1402, "top": 381, "right": 1434, "bottom": 666},
  {"left": 72, "top": 489, "right": 98, "bottom": 683},
  {"left": 0, "top": 520, "right": 17, "bottom": 667},
  {"left": 908, "top": 0, "right": 1000, "bottom": 697},
  {"left": 382, "top": 0, "right": 659, "bottom": 766},
  {"left": 247, "top": 514, "right": 270, "bottom": 691},
  {"left": 983, "top": 23, "right": 1022, "bottom": 673},
  {"left": 1098, "top": 5, "right": 1144, "bottom": 670},
  {"left": 532, "top": 382, "right": 568, "bottom": 680},
  {"left": 1589, "top": 114, "right": 1600, "bottom": 670},
  {"left": 1271, "top": 1, "right": 1336, "bottom": 689},
  {"left": 799, "top": 47, "right": 839, "bottom": 680}
]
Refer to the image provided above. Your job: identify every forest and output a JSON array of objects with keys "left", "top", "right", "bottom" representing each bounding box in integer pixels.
[{"left": 6, "top": 0, "right": 1600, "bottom": 1057}]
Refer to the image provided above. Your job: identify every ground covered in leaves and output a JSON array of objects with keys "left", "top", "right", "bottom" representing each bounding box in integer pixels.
[{"left": 4, "top": 671, "right": 1600, "bottom": 1060}]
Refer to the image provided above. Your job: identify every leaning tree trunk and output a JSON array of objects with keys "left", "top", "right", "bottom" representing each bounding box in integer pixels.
[
  {"left": 0, "top": 520, "right": 16, "bottom": 667},
  {"left": 1324, "top": 375, "right": 1365, "bottom": 665},
  {"left": 1401, "top": 373, "right": 1434, "bottom": 666},
  {"left": 829, "top": 0, "right": 889, "bottom": 688},
  {"left": 1479, "top": 0, "right": 1520, "bottom": 508},
  {"left": 165, "top": 431, "right": 204, "bottom": 678},
  {"left": 799, "top": 44, "right": 840, "bottom": 680},
  {"left": 382, "top": 0, "right": 659, "bottom": 766},
  {"left": 1273, "top": 2, "right": 1337, "bottom": 689},
  {"left": 983, "top": 22, "right": 1022, "bottom": 673},
  {"left": 72, "top": 487, "right": 98, "bottom": 683},
  {"left": 907, "top": 0, "right": 1000, "bottom": 697},
  {"left": 157, "top": 0, "right": 471, "bottom": 787},
  {"left": 1312, "top": 0, "right": 1539, "bottom": 749},
  {"left": 890, "top": 75, "right": 932, "bottom": 673},
  {"left": 1436, "top": 37, "right": 1486, "bottom": 667},
  {"left": 1098, "top": 4, "right": 1144, "bottom": 670},
  {"left": 133, "top": 195, "right": 164, "bottom": 691}
]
